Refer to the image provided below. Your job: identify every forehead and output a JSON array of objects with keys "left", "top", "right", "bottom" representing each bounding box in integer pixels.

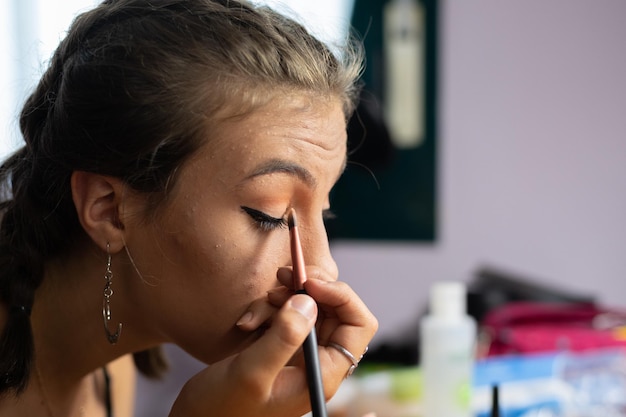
[
  {"left": 185, "top": 93, "right": 347, "bottom": 187},
  {"left": 219, "top": 93, "right": 345, "bottom": 156}
]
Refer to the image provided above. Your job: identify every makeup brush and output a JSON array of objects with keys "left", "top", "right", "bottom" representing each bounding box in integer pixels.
[{"left": 288, "top": 208, "right": 328, "bottom": 417}]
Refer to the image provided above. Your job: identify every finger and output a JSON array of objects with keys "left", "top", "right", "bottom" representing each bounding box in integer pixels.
[
  {"left": 236, "top": 297, "right": 281, "bottom": 331},
  {"left": 276, "top": 265, "right": 336, "bottom": 289},
  {"left": 276, "top": 267, "right": 294, "bottom": 288},
  {"left": 280, "top": 274, "right": 377, "bottom": 385},
  {"left": 304, "top": 280, "right": 377, "bottom": 377},
  {"left": 230, "top": 294, "right": 318, "bottom": 394},
  {"left": 267, "top": 286, "right": 292, "bottom": 308},
  {"left": 305, "top": 279, "right": 376, "bottom": 330}
]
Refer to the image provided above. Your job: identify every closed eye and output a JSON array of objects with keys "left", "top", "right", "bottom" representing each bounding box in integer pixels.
[{"left": 241, "top": 206, "right": 287, "bottom": 232}]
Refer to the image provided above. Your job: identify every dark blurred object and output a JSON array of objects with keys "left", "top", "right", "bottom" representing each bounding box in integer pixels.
[
  {"left": 491, "top": 385, "right": 501, "bottom": 417},
  {"left": 326, "top": 90, "right": 395, "bottom": 240},
  {"left": 326, "top": 0, "right": 438, "bottom": 241},
  {"left": 362, "top": 266, "right": 596, "bottom": 366},
  {"left": 468, "top": 267, "right": 595, "bottom": 325},
  {"left": 346, "top": 91, "right": 394, "bottom": 170},
  {"left": 361, "top": 320, "right": 421, "bottom": 366}
]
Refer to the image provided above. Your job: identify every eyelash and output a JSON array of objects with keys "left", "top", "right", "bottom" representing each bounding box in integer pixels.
[
  {"left": 241, "top": 206, "right": 337, "bottom": 232},
  {"left": 241, "top": 206, "right": 287, "bottom": 232}
]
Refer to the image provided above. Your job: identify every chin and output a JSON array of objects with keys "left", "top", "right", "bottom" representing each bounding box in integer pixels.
[{"left": 188, "top": 324, "right": 268, "bottom": 365}]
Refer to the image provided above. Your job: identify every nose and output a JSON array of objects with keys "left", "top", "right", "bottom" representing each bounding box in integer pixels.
[{"left": 301, "top": 216, "right": 338, "bottom": 282}]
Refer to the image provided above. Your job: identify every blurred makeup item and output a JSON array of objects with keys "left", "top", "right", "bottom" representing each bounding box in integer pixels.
[
  {"left": 288, "top": 208, "right": 328, "bottom": 417},
  {"left": 490, "top": 385, "right": 500, "bottom": 417}
]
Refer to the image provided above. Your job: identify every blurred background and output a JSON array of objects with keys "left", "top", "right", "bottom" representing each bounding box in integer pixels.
[{"left": 2, "top": 0, "right": 626, "bottom": 415}]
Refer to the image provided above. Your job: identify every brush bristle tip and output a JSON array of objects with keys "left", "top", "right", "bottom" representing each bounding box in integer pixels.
[{"left": 287, "top": 208, "right": 296, "bottom": 229}]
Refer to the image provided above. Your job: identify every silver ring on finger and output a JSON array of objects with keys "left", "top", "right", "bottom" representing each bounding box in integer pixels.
[{"left": 328, "top": 342, "right": 368, "bottom": 378}]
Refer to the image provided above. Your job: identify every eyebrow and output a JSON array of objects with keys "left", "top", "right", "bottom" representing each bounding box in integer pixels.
[{"left": 243, "top": 158, "right": 317, "bottom": 188}]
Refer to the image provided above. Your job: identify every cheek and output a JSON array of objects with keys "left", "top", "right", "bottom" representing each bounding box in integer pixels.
[
  {"left": 240, "top": 266, "right": 271, "bottom": 293},
  {"left": 142, "top": 202, "right": 286, "bottom": 318},
  {"left": 166, "top": 227, "right": 280, "bottom": 303}
]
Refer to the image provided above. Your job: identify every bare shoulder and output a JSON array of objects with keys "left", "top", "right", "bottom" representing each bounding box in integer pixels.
[{"left": 108, "top": 354, "right": 137, "bottom": 417}]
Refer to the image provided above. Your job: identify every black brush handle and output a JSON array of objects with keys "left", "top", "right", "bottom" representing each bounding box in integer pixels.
[{"left": 297, "top": 289, "right": 327, "bottom": 417}]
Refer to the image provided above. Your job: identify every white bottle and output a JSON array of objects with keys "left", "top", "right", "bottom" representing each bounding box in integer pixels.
[{"left": 420, "top": 281, "right": 476, "bottom": 417}]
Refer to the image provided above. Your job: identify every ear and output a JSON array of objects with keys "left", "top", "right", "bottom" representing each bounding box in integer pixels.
[{"left": 71, "top": 171, "right": 132, "bottom": 253}]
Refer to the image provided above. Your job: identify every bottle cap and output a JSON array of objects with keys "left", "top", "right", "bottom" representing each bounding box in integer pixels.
[{"left": 430, "top": 281, "right": 467, "bottom": 318}]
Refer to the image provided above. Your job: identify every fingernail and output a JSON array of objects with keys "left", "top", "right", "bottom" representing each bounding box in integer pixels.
[
  {"left": 289, "top": 295, "right": 316, "bottom": 319},
  {"left": 236, "top": 311, "right": 253, "bottom": 326}
]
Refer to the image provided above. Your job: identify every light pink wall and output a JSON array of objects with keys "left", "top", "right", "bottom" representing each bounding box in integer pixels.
[{"left": 334, "top": 0, "right": 626, "bottom": 342}]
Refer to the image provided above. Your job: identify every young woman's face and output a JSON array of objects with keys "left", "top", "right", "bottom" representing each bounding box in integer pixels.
[{"left": 123, "top": 93, "right": 347, "bottom": 363}]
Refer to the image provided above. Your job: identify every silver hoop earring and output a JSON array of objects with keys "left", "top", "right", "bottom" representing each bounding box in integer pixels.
[{"left": 103, "top": 243, "right": 122, "bottom": 344}]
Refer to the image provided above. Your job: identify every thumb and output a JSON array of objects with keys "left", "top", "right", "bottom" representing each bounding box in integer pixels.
[{"left": 232, "top": 294, "right": 317, "bottom": 387}]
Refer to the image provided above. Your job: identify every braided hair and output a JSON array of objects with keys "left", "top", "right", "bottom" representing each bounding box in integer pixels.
[{"left": 0, "top": 0, "right": 362, "bottom": 396}]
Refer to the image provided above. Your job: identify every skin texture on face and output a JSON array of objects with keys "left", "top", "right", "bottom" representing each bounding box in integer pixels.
[{"left": 120, "top": 93, "right": 347, "bottom": 364}]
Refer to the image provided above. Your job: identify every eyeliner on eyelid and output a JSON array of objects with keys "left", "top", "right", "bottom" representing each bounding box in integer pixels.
[{"left": 240, "top": 206, "right": 288, "bottom": 231}]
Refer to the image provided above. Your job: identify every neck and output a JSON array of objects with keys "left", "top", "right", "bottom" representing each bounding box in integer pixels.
[
  {"left": 33, "top": 363, "right": 101, "bottom": 417},
  {"left": 33, "top": 248, "right": 110, "bottom": 384},
  {"left": 30, "top": 240, "right": 157, "bottom": 395}
]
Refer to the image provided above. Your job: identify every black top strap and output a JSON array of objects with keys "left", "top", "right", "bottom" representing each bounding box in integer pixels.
[
  {"left": 103, "top": 366, "right": 112, "bottom": 417},
  {"left": 9, "top": 305, "right": 32, "bottom": 316}
]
